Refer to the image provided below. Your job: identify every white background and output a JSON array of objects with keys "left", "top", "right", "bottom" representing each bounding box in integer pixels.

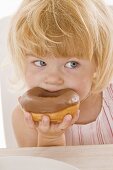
[
  {"left": 0, "top": 0, "right": 113, "bottom": 148},
  {"left": 0, "top": 0, "right": 113, "bottom": 19},
  {"left": 0, "top": 0, "right": 22, "bottom": 147},
  {"left": 0, "top": 0, "right": 22, "bottom": 19}
]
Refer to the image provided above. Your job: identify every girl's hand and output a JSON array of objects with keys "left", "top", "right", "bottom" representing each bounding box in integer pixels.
[{"left": 24, "top": 111, "right": 79, "bottom": 146}]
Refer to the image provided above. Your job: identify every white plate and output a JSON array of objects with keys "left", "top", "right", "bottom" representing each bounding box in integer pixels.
[{"left": 0, "top": 156, "right": 79, "bottom": 170}]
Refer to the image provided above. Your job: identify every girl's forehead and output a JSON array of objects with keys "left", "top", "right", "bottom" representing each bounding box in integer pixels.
[
  {"left": 25, "top": 32, "right": 92, "bottom": 59},
  {"left": 27, "top": 46, "right": 88, "bottom": 59}
]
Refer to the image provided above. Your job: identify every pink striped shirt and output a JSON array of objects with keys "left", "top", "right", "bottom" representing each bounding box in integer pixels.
[{"left": 65, "top": 83, "right": 113, "bottom": 145}]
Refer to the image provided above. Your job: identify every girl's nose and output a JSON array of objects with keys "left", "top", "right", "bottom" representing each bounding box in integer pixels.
[{"left": 44, "top": 72, "right": 64, "bottom": 85}]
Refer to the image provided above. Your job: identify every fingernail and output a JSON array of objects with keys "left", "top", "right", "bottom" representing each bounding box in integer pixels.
[
  {"left": 65, "top": 114, "right": 72, "bottom": 121},
  {"left": 42, "top": 116, "right": 49, "bottom": 124}
]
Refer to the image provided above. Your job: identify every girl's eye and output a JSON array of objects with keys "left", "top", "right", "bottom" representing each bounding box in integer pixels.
[
  {"left": 65, "top": 61, "right": 79, "bottom": 69},
  {"left": 33, "top": 60, "right": 46, "bottom": 67}
]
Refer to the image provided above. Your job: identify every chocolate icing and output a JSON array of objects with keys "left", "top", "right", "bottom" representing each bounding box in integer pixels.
[{"left": 19, "top": 87, "right": 79, "bottom": 113}]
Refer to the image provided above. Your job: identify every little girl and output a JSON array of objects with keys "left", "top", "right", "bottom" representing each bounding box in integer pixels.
[{"left": 9, "top": 0, "right": 113, "bottom": 146}]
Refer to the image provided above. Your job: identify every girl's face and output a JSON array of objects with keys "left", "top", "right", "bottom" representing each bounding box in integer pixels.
[{"left": 24, "top": 54, "right": 96, "bottom": 101}]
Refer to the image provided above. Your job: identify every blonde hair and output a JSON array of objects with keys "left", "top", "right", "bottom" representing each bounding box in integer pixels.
[{"left": 9, "top": 0, "right": 113, "bottom": 93}]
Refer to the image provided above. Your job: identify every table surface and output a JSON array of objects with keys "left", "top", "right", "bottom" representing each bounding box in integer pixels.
[{"left": 0, "top": 144, "right": 113, "bottom": 170}]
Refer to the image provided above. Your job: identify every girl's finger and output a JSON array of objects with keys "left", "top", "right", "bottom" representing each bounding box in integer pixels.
[
  {"left": 24, "top": 111, "right": 35, "bottom": 128},
  {"left": 58, "top": 114, "right": 72, "bottom": 131},
  {"left": 38, "top": 115, "right": 50, "bottom": 133},
  {"left": 71, "top": 110, "right": 80, "bottom": 125}
]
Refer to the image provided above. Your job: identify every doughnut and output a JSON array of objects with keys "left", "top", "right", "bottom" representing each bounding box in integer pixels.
[{"left": 18, "top": 87, "right": 80, "bottom": 123}]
